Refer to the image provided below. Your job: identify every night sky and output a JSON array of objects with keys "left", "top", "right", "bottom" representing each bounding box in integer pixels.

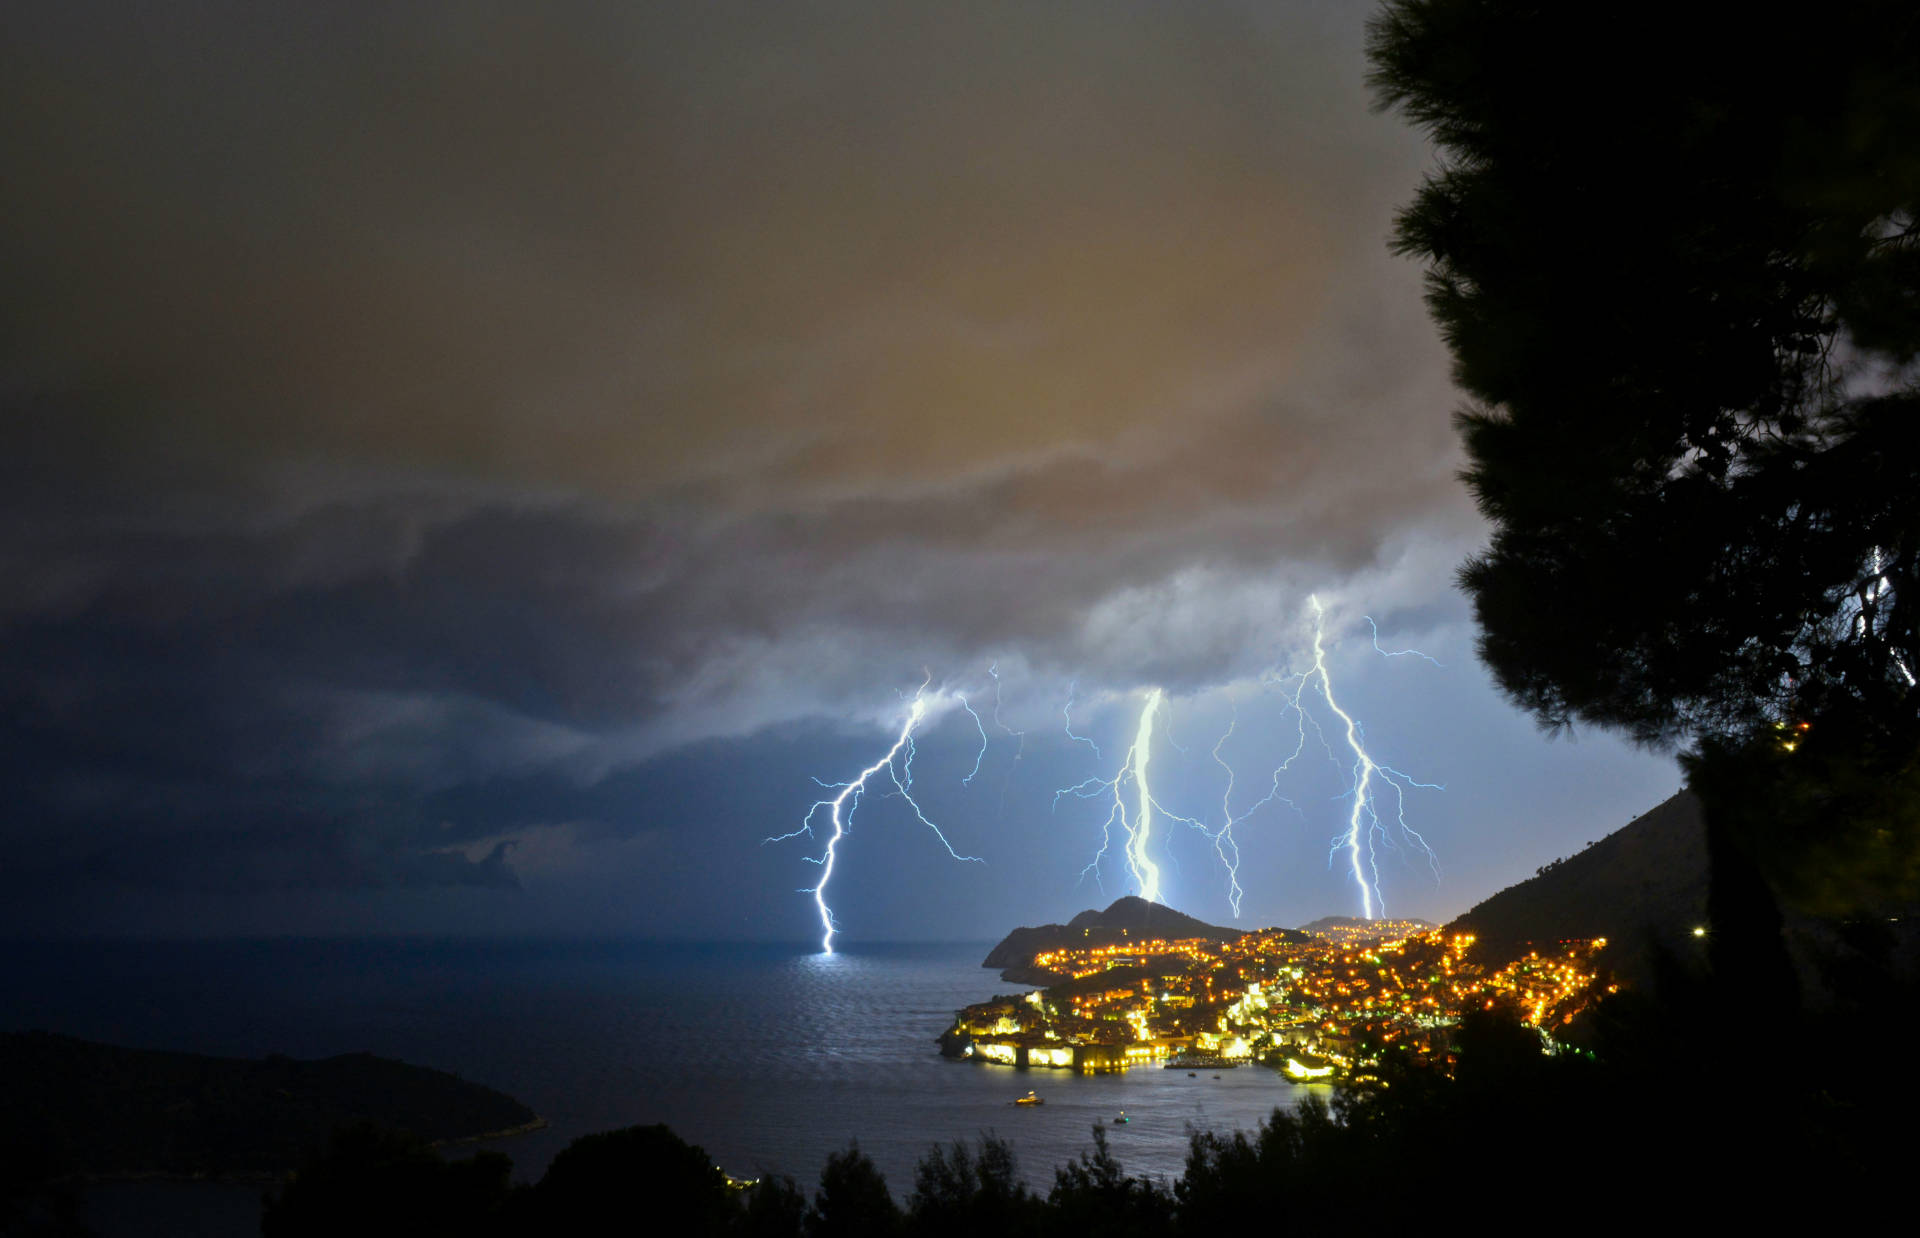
[{"left": 2, "top": 3, "right": 1681, "bottom": 943}]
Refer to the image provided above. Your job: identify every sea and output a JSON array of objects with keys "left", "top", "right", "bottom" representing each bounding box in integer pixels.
[{"left": 6, "top": 939, "right": 1325, "bottom": 1237}]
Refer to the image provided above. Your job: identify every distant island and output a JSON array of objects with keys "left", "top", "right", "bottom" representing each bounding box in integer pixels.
[
  {"left": 0, "top": 1031, "right": 543, "bottom": 1182},
  {"left": 981, "top": 895, "right": 1276, "bottom": 983}
]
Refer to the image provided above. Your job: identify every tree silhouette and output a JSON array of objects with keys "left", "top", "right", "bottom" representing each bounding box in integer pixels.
[
  {"left": 737, "top": 1173, "right": 809, "bottom": 1238},
  {"left": 1368, "top": 0, "right": 1920, "bottom": 914},
  {"left": 261, "top": 1124, "right": 514, "bottom": 1238},
  {"left": 806, "top": 1141, "right": 901, "bottom": 1238},
  {"left": 908, "top": 1133, "right": 1037, "bottom": 1238},
  {"left": 533, "top": 1124, "right": 736, "bottom": 1236},
  {"left": 1046, "top": 1126, "right": 1170, "bottom": 1238}
]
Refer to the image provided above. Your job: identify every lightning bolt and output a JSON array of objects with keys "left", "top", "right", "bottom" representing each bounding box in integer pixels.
[
  {"left": 1062, "top": 680, "right": 1101, "bottom": 759},
  {"left": 1209, "top": 714, "right": 1248, "bottom": 917},
  {"left": 1366, "top": 615, "right": 1445, "bottom": 668},
  {"left": 986, "top": 661, "right": 1028, "bottom": 815},
  {"left": 1307, "top": 595, "right": 1442, "bottom": 919},
  {"left": 1054, "top": 686, "right": 1210, "bottom": 904},
  {"left": 988, "top": 662, "right": 1023, "bottom": 745},
  {"left": 1206, "top": 686, "right": 1315, "bottom": 918},
  {"left": 1198, "top": 601, "right": 1442, "bottom": 921},
  {"left": 1859, "top": 546, "right": 1915, "bottom": 686},
  {"left": 1125, "top": 688, "right": 1165, "bottom": 903},
  {"left": 766, "top": 682, "right": 983, "bottom": 953},
  {"left": 958, "top": 693, "right": 990, "bottom": 786}
]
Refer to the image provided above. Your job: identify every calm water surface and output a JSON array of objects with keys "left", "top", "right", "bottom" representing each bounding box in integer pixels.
[{"left": 8, "top": 939, "right": 1322, "bottom": 1235}]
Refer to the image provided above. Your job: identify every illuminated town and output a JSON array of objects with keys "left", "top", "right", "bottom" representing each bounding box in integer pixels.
[{"left": 943, "top": 924, "right": 1612, "bottom": 1081}]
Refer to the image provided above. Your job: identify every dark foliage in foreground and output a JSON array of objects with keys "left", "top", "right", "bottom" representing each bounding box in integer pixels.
[
  {"left": 1370, "top": 0, "right": 1920, "bottom": 918},
  {"left": 1372, "top": 0, "right": 1920, "bottom": 757},
  {"left": 261, "top": 1125, "right": 512, "bottom": 1238}
]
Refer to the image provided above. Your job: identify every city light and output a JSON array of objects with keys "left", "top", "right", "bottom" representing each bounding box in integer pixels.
[{"left": 948, "top": 924, "right": 1611, "bottom": 1080}]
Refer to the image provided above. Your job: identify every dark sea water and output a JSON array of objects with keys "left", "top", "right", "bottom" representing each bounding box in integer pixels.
[{"left": 6, "top": 939, "right": 1322, "bottom": 1236}]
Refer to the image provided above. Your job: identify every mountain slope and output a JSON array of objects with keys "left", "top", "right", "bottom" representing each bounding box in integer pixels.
[{"left": 1449, "top": 791, "right": 1708, "bottom": 980}]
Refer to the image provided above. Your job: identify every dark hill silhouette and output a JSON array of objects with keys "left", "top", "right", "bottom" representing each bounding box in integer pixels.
[
  {"left": 1064, "top": 895, "right": 1235, "bottom": 938},
  {"left": 0, "top": 1031, "right": 541, "bottom": 1182},
  {"left": 1448, "top": 791, "right": 1708, "bottom": 981},
  {"left": 983, "top": 896, "right": 1269, "bottom": 982}
]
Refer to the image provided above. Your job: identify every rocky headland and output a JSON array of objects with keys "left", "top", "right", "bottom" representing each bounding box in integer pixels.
[{"left": 982, "top": 895, "right": 1286, "bottom": 983}]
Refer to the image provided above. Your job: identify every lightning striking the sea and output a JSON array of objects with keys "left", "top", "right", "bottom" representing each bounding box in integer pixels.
[{"left": 766, "top": 684, "right": 983, "bottom": 953}]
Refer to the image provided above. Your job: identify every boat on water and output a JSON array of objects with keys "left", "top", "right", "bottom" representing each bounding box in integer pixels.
[
  {"left": 1014, "top": 1090, "right": 1044, "bottom": 1106},
  {"left": 1113, "top": 1111, "right": 1130, "bottom": 1125}
]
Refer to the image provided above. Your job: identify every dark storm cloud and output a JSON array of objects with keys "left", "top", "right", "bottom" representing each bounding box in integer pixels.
[
  {"left": 0, "top": 3, "right": 1516, "bottom": 922},
  {"left": 61, "top": 826, "right": 521, "bottom": 894}
]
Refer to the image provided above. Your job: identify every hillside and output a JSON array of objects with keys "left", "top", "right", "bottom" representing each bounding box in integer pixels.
[
  {"left": 983, "top": 896, "right": 1254, "bottom": 982},
  {"left": 1449, "top": 791, "right": 1709, "bottom": 981},
  {"left": 1300, "top": 915, "right": 1435, "bottom": 936},
  {"left": 0, "top": 1032, "right": 542, "bottom": 1182}
]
